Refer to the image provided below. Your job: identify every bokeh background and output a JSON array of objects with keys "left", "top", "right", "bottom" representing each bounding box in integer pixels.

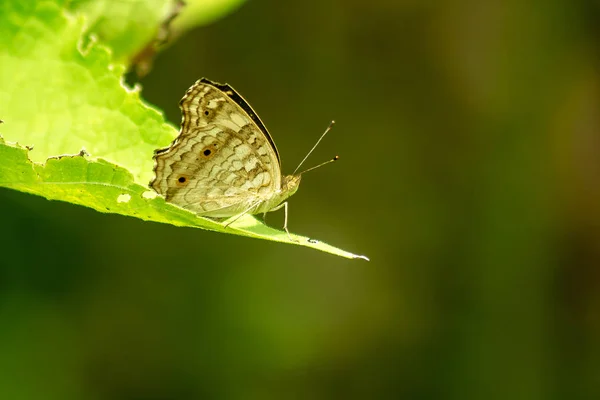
[{"left": 2, "top": 0, "right": 600, "bottom": 398}]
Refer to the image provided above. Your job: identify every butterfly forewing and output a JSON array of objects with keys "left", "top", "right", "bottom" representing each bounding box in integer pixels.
[
  {"left": 197, "top": 78, "right": 281, "bottom": 163},
  {"left": 151, "top": 78, "right": 283, "bottom": 217}
]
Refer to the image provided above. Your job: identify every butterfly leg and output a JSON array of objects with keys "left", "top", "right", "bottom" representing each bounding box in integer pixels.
[
  {"left": 269, "top": 201, "right": 295, "bottom": 241},
  {"left": 282, "top": 202, "right": 294, "bottom": 241},
  {"left": 224, "top": 201, "right": 261, "bottom": 228}
]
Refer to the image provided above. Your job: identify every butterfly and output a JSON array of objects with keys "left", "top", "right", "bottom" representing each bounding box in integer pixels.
[{"left": 150, "top": 78, "right": 335, "bottom": 236}]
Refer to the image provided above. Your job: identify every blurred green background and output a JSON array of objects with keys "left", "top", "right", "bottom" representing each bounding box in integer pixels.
[{"left": 2, "top": 0, "right": 600, "bottom": 398}]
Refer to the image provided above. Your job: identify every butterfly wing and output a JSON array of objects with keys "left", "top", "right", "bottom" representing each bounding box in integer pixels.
[
  {"left": 151, "top": 79, "right": 282, "bottom": 217},
  {"left": 181, "top": 78, "right": 281, "bottom": 163}
]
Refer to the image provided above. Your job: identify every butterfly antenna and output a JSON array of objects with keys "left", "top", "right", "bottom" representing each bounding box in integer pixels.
[
  {"left": 292, "top": 120, "right": 335, "bottom": 175},
  {"left": 297, "top": 155, "right": 339, "bottom": 176}
]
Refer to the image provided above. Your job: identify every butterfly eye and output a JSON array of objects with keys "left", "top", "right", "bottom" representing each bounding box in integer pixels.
[{"left": 204, "top": 110, "right": 209, "bottom": 116}]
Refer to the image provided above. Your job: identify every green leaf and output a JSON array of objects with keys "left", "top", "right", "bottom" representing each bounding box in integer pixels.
[
  {"left": 171, "top": 0, "right": 248, "bottom": 33},
  {"left": 0, "top": 0, "right": 368, "bottom": 260},
  {"left": 68, "top": 0, "right": 173, "bottom": 62},
  {"left": 68, "top": 0, "right": 248, "bottom": 63}
]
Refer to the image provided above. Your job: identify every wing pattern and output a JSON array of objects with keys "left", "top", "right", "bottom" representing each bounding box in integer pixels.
[{"left": 151, "top": 79, "right": 282, "bottom": 217}]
